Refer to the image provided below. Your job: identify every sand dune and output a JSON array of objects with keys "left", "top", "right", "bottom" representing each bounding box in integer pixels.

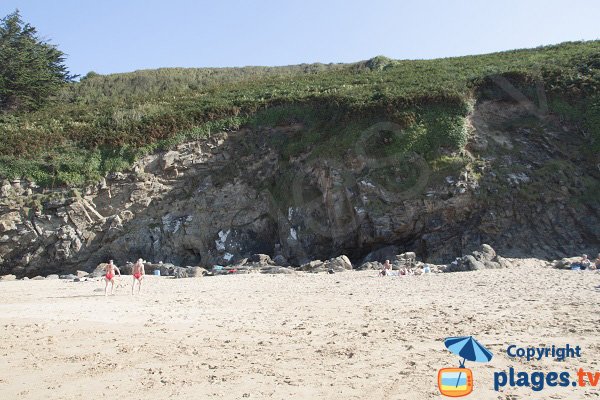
[{"left": 0, "top": 261, "right": 598, "bottom": 399}]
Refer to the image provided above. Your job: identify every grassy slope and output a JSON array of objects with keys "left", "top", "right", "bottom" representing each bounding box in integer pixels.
[{"left": 1, "top": 41, "right": 599, "bottom": 187}]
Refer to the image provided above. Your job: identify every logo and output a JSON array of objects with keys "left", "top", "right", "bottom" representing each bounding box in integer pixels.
[{"left": 438, "top": 336, "right": 493, "bottom": 397}]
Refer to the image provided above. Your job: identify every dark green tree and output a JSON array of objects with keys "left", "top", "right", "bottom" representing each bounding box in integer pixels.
[{"left": 0, "top": 10, "right": 75, "bottom": 112}]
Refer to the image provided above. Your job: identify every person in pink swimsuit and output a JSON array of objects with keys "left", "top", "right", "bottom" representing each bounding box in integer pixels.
[
  {"left": 104, "top": 260, "right": 121, "bottom": 296},
  {"left": 131, "top": 258, "right": 145, "bottom": 295}
]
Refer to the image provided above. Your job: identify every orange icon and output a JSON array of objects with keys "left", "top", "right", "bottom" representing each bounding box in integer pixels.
[{"left": 438, "top": 367, "right": 473, "bottom": 397}]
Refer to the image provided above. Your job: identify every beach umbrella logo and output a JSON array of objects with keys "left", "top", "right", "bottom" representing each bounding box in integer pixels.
[{"left": 438, "top": 336, "right": 493, "bottom": 397}]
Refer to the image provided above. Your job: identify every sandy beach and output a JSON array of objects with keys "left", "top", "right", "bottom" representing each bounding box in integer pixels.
[{"left": 0, "top": 261, "right": 599, "bottom": 400}]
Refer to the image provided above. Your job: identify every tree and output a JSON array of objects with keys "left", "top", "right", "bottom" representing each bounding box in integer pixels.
[{"left": 0, "top": 10, "right": 75, "bottom": 112}]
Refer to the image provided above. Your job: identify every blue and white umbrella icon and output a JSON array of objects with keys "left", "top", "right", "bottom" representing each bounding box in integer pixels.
[{"left": 444, "top": 336, "right": 493, "bottom": 388}]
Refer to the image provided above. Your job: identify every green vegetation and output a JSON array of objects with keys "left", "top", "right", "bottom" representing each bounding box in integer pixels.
[
  {"left": 0, "top": 11, "right": 75, "bottom": 112},
  {"left": 1, "top": 39, "right": 599, "bottom": 186}
]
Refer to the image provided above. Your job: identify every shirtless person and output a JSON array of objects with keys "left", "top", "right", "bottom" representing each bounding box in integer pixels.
[
  {"left": 379, "top": 260, "right": 392, "bottom": 276},
  {"left": 104, "top": 260, "right": 121, "bottom": 296},
  {"left": 131, "top": 258, "right": 145, "bottom": 295}
]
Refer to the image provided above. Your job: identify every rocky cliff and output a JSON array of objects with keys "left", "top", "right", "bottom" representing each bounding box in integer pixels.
[{"left": 0, "top": 99, "right": 598, "bottom": 277}]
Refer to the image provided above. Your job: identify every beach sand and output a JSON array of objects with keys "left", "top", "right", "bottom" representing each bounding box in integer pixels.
[{"left": 0, "top": 261, "right": 598, "bottom": 399}]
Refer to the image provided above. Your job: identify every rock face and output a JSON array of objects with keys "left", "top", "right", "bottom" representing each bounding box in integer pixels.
[{"left": 0, "top": 101, "right": 598, "bottom": 277}]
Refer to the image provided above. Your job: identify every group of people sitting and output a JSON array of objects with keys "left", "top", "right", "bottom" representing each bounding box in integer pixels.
[
  {"left": 378, "top": 259, "right": 431, "bottom": 277},
  {"left": 571, "top": 254, "right": 600, "bottom": 271}
]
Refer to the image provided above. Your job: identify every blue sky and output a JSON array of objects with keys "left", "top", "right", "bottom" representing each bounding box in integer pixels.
[{"left": 1, "top": 0, "right": 599, "bottom": 76}]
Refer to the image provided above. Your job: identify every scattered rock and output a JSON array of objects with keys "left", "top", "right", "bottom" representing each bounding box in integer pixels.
[
  {"left": 552, "top": 257, "right": 582, "bottom": 270},
  {"left": 394, "top": 252, "right": 417, "bottom": 269},
  {"left": 248, "top": 254, "right": 274, "bottom": 266},
  {"left": 261, "top": 266, "right": 296, "bottom": 274},
  {"left": 357, "top": 261, "right": 382, "bottom": 270},
  {"left": 444, "top": 244, "right": 512, "bottom": 272},
  {"left": 45, "top": 274, "right": 59, "bottom": 280},
  {"left": 0, "top": 274, "right": 17, "bottom": 281}
]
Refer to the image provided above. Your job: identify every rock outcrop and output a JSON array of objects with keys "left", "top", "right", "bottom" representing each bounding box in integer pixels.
[{"left": 0, "top": 101, "right": 598, "bottom": 277}]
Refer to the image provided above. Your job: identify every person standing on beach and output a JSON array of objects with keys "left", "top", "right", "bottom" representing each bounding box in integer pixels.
[
  {"left": 131, "top": 258, "right": 145, "bottom": 295},
  {"left": 104, "top": 260, "right": 121, "bottom": 296}
]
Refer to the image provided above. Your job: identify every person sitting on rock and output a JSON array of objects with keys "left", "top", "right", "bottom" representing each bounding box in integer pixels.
[
  {"left": 104, "top": 260, "right": 121, "bottom": 296},
  {"left": 379, "top": 260, "right": 392, "bottom": 276},
  {"left": 593, "top": 253, "right": 600, "bottom": 270},
  {"left": 131, "top": 258, "right": 145, "bottom": 295},
  {"left": 580, "top": 254, "right": 591, "bottom": 270}
]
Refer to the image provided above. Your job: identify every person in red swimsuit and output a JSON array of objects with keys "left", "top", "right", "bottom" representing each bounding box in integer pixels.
[
  {"left": 131, "top": 258, "right": 145, "bottom": 295},
  {"left": 104, "top": 260, "right": 121, "bottom": 296}
]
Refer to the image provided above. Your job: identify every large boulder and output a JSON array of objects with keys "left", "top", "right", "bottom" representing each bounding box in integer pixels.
[
  {"left": 272, "top": 255, "right": 289, "bottom": 266},
  {"left": 300, "top": 260, "right": 325, "bottom": 272},
  {"left": 394, "top": 252, "right": 417, "bottom": 269},
  {"left": 173, "top": 267, "right": 189, "bottom": 279},
  {"left": 90, "top": 263, "right": 108, "bottom": 278},
  {"left": 0, "top": 274, "right": 16, "bottom": 281},
  {"left": 444, "top": 245, "right": 511, "bottom": 272},
  {"left": 323, "top": 255, "right": 353, "bottom": 272}
]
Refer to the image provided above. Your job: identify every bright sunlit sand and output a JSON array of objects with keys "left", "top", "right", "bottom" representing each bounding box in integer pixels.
[{"left": 1, "top": 262, "right": 598, "bottom": 400}]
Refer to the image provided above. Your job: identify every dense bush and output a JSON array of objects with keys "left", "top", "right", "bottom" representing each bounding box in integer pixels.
[{"left": 1, "top": 40, "right": 599, "bottom": 186}]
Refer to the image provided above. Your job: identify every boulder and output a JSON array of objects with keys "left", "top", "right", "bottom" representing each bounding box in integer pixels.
[
  {"left": 76, "top": 270, "right": 89, "bottom": 278},
  {"left": 91, "top": 263, "right": 108, "bottom": 278},
  {"left": 272, "top": 255, "right": 289, "bottom": 266},
  {"left": 481, "top": 244, "right": 496, "bottom": 258},
  {"left": 173, "top": 267, "right": 189, "bottom": 279},
  {"left": 394, "top": 252, "right": 417, "bottom": 269},
  {"left": 300, "top": 260, "right": 324, "bottom": 272},
  {"left": 323, "top": 255, "right": 352, "bottom": 271},
  {"left": 59, "top": 274, "right": 77, "bottom": 280},
  {"left": 31, "top": 276, "right": 45, "bottom": 280},
  {"left": 357, "top": 261, "right": 382, "bottom": 270},
  {"left": 0, "top": 274, "right": 16, "bottom": 281},
  {"left": 46, "top": 274, "right": 60, "bottom": 280},
  {"left": 120, "top": 262, "right": 134, "bottom": 275},
  {"left": 144, "top": 263, "right": 175, "bottom": 276},
  {"left": 187, "top": 266, "right": 207, "bottom": 277},
  {"left": 463, "top": 255, "right": 485, "bottom": 271},
  {"left": 248, "top": 254, "right": 274, "bottom": 266}
]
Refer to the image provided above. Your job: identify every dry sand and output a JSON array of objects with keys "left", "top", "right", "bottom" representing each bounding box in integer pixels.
[{"left": 0, "top": 260, "right": 599, "bottom": 400}]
